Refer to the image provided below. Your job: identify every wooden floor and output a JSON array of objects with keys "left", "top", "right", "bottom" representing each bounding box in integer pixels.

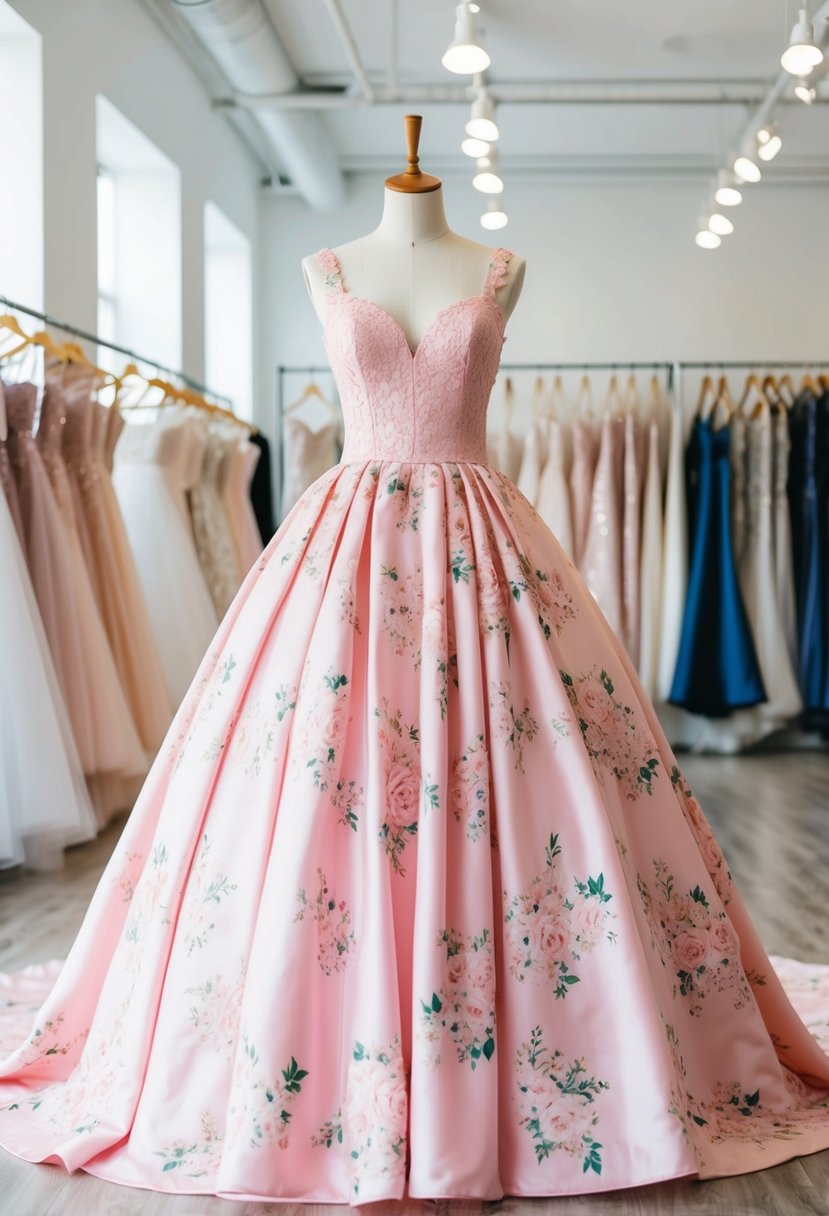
[{"left": 0, "top": 752, "right": 827, "bottom": 1215}]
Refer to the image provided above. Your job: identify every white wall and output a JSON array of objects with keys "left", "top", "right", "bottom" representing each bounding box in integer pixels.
[
  {"left": 261, "top": 171, "right": 829, "bottom": 431},
  {"left": 0, "top": 9, "right": 42, "bottom": 308},
  {"left": 7, "top": 0, "right": 262, "bottom": 397}
]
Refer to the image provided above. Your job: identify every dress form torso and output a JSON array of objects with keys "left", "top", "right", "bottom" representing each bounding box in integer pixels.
[{"left": 302, "top": 186, "right": 525, "bottom": 354}]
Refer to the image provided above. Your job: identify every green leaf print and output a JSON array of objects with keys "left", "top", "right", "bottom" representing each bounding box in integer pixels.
[
  {"left": 423, "top": 781, "right": 440, "bottom": 812},
  {"left": 282, "top": 1057, "right": 309, "bottom": 1094},
  {"left": 324, "top": 672, "right": 349, "bottom": 692},
  {"left": 380, "top": 563, "right": 399, "bottom": 580},
  {"left": 451, "top": 549, "right": 475, "bottom": 584}
]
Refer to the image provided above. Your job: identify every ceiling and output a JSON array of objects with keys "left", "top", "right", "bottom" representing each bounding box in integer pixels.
[{"left": 256, "top": 0, "right": 829, "bottom": 180}]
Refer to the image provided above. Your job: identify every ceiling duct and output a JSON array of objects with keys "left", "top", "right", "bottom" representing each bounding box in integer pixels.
[{"left": 169, "top": 0, "right": 345, "bottom": 209}]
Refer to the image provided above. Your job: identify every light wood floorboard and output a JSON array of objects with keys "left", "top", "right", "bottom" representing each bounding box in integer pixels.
[{"left": 0, "top": 752, "right": 827, "bottom": 1215}]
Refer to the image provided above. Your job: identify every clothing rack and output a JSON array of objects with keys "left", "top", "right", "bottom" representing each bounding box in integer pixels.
[{"left": 0, "top": 294, "right": 234, "bottom": 408}]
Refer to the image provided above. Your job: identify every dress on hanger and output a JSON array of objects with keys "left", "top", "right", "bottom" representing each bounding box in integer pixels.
[
  {"left": 114, "top": 415, "right": 220, "bottom": 709},
  {"left": 0, "top": 383, "right": 24, "bottom": 547},
  {"left": 515, "top": 380, "right": 547, "bottom": 507},
  {"left": 729, "top": 411, "right": 749, "bottom": 575},
  {"left": 788, "top": 389, "right": 829, "bottom": 725},
  {"left": 220, "top": 434, "right": 263, "bottom": 579},
  {"left": 60, "top": 378, "right": 172, "bottom": 754},
  {"left": 569, "top": 416, "right": 599, "bottom": 567},
  {"left": 486, "top": 379, "right": 523, "bottom": 483},
  {"left": 34, "top": 381, "right": 147, "bottom": 805},
  {"left": 637, "top": 415, "right": 664, "bottom": 699},
  {"left": 535, "top": 414, "right": 574, "bottom": 559},
  {"left": 5, "top": 382, "right": 98, "bottom": 774},
  {"left": 248, "top": 431, "right": 277, "bottom": 545},
  {"left": 1, "top": 248, "right": 829, "bottom": 1204},
  {"left": 621, "top": 411, "right": 643, "bottom": 666},
  {"left": 280, "top": 414, "right": 341, "bottom": 521},
  {"left": 580, "top": 410, "right": 624, "bottom": 638},
  {"left": 655, "top": 394, "right": 687, "bottom": 702},
  {"left": 772, "top": 408, "right": 798, "bottom": 671},
  {"left": 189, "top": 425, "right": 244, "bottom": 617},
  {"left": 0, "top": 477, "right": 97, "bottom": 872},
  {"left": 669, "top": 417, "right": 766, "bottom": 717},
  {"left": 739, "top": 406, "right": 801, "bottom": 727}
]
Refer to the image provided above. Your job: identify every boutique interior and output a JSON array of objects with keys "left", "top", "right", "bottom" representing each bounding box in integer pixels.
[{"left": 1, "top": 1, "right": 829, "bottom": 1213}]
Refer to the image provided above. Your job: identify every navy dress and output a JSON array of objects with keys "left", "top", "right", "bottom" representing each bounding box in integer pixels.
[
  {"left": 788, "top": 389, "right": 829, "bottom": 726},
  {"left": 669, "top": 415, "right": 766, "bottom": 717}
]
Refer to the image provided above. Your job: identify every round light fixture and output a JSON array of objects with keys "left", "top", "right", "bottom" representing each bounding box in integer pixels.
[
  {"left": 695, "top": 228, "right": 722, "bottom": 250},
  {"left": 714, "top": 169, "right": 743, "bottom": 206},
  {"left": 481, "top": 197, "right": 508, "bottom": 230},
  {"left": 442, "top": 3, "right": 491, "bottom": 75},
  {"left": 795, "top": 77, "right": 818, "bottom": 103},
  {"left": 708, "top": 210, "right": 734, "bottom": 236},
  {"left": 473, "top": 154, "right": 504, "bottom": 193},
  {"left": 757, "top": 122, "right": 783, "bottom": 161},
  {"left": 733, "top": 153, "right": 761, "bottom": 183},
  {"left": 466, "top": 90, "right": 499, "bottom": 142},
  {"left": 781, "top": 8, "right": 824, "bottom": 76},
  {"left": 462, "top": 136, "right": 490, "bottom": 158}
]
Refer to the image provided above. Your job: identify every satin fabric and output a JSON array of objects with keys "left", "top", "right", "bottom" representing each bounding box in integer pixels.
[{"left": 0, "top": 250, "right": 827, "bottom": 1202}]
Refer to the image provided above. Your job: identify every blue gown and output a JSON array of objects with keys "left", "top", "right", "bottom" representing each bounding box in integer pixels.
[
  {"left": 788, "top": 389, "right": 829, "bottom": 725},
  {"left": 669, "top": 415, "right": 766, "bottom": 717}
]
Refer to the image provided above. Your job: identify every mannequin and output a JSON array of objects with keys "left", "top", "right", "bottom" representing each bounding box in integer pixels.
[{"left": 303, "top": 115, "right": 525, "bottom": 351}]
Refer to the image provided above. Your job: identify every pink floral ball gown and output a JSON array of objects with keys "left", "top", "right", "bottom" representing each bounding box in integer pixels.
[{"left": 0, "top": 247, "right": 828, "bottom": 1204}]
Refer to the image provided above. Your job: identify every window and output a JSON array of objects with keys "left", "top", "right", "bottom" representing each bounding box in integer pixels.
[
  {"left": 0, "top": 3, "right": 43, "bottom": 308},
  {"left": 95, "top": 95, "right": 181, "bottom": 370},
  {"left": 204, "top": 201, "right": 253, "bottom": 421}
]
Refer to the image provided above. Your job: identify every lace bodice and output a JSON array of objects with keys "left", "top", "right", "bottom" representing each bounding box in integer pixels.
[{"left": 316, "top": 246, "right": 512, "bottom": 464}]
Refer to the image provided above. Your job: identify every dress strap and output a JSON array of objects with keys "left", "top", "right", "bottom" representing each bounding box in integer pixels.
[
  {"left": 315, "top": 248, "right": 346, "bottom": 294},
  {"left": 483, "top": 247, "right": 513, "bottom": 297}
]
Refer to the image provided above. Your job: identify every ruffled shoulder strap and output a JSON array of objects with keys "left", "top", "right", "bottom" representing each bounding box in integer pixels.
[
  {"left": 483, "top": 247, "right": 513, "bottom": 297},
  {"left": 315, "top": 248, "right": 346, "bottom": 294}
]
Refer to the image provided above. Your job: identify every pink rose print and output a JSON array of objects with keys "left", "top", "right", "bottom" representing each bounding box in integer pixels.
[
  {"left": 450, "top": 735, "right": 490, "bottom": 842},
  {"left": 477, "top": 556, "right": 509, "bottom": 642},
  {"left": 316, "top": 247, "right": 343, "bottom": 291},
  {"left": 421, "top": 598, "right": 446, "bottom": 657},
  {"left": 510, "top": 552, "right": 577, "bottom": 639},
  {"left": 154, "top": 1109, "right": 224, "bottom": 1177},
  {"left": 295, "top": 868, "right": 356, "bottom": 975},
  {"left": 227, "top": 1037, "right": 308, "bottom": 1153},
  {"left": 515, "top": 1025, "right": 608, "bottom": 1173},
  {"left": 185, "top": 965, "right": 246, "bottom": 1059},
  {"left": 637, "top": 859, "right": 751, "bottom": 1016},
  {"left": 420, "top": 927, "right": 496, "bottom": 1069},
  {"left": 561, "top": 667, "right": 660, "bottom": 799},
  {"left": 375, "top": 700, "right": 421, "bottom": 875},
  {"left": 489, "top": 681, "right": 539, "bottom": 775},
  {"left": 379, "top": 563, "right": 423, "bottom": 659},
  {"left": 314, "top": 1037, "right": 407, "bottom": 1198},
  {"left": 504, "top": 834, "right": 617, "bottom": 999},
  {"left": 671, "top": 767, "right": 734, "bottom": 905},
  {"left": 301, "top": 670, "right": 350, "bottom": 790}
]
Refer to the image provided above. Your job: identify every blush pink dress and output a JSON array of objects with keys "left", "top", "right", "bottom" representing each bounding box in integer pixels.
[{"left": 0, "top": 247, "right": 828, "bottom": 1203}]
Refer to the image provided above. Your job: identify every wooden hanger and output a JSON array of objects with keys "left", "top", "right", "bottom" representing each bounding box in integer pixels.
[
  {"left": 714, "top": 375, "right": 734, "bottom": 425},
  {"left": 623, "top": 371, "right": 639, "bottom": 416},
  {"left": 737, "top": 372, "right": 766, "bottom": 413},
  {"left": 531, "top": 374, "right": 546, "bottom": 420},
  {"left": 605, "top": 373, "right": 622, "bottom": 418},
  {"left": 575, "top": 372, "right": 594, "bottom": 420},
  {"left": 695, "top": 373, "right": 715, "bottom": 418},
  {"left": 284, "top": 378, "right": 339, "bottom": 419},
  {"left": 548, "top": 373, "right": 565, "bottom": 420},
  {"left": 648, "top": 373, "right": 663, "bottom": 420},
  {"left": 801, "top": 370, "right": 820, "bottom": 394}
]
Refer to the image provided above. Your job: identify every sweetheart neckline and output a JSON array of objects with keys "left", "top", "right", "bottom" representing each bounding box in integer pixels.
[{"left": 325, "top": 290, "right": 505, "bottom": 361}]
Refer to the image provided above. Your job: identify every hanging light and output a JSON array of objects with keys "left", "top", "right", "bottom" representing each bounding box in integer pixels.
[
  {"left": 481, "top": 196, "right": 508, "bottom": 229},
  {"left": 462, "top": 135, "right": 490, "bottom": 158},
  {"left": 708, "top": 208, "right": 734, "bottom": 236},
  {"left": 781, "top": 7, "right": 824, "bottom": 75},
  {"left": 714, "top": 168, "right": 743, "bottom": 206},
  {"left": 442, "top": 3, "right": 490, "bottom": 75},
  {"left": 695, "top": 219, "right": 722, "bottom": 250},
  {"left": 733, "top": 145, "right": 761, "bottom": 183},
  {"left": 795, "top": 77, "right": 818, "bottom": 102},
  {"left": 757, "top": 121, "right": 783, "bottom": 161},
  {"left": 466, "top": 90, "right": 499, "bottom": 142},
  {"left": 472, "top": 153, "right": 504, "bottom": 193}
]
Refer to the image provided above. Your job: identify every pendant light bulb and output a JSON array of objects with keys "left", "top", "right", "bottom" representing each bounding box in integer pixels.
[
  {"left": 442, "top": 3, "right": 491, "bottom": 75},
  {"left": 708, "top": 210, "right": 734, "bottom": 237},
  {"left": 472, "top": 154, "right": 504, "bottom": 194},
  {"left": 695, "top": 226, "right": 722, "bottom": 250},
  {"left": 714, "top": 169, "right": 743, "bottom": 206},
  {"left": 733, "top": 153, "right": 761, "bottom": 184},
  {"left": 466, "top": 90, "right": 499, "bottom": 142},
  {"left": 481, "top": 196, "right": 508, "bottom": 230},
  {"left": 462, "top": 136, "right": 490, "bottom": 158},
  {"left": 757, "top": 122, "right": 783, "bottom": 161},
  {"left": 795, "top": 77, "right": 817, "bottom": 103},
  {"left": 781, "top": 8, "right": 824, "bottom": 75}
]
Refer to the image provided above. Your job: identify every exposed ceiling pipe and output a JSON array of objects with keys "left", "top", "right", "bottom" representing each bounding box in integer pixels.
[
  {"left": 321, "top": 0, "right": 375, "bottom": 103},
  {"left": 220, "top": 79, "right": 808, "bottom": 109},
  {"left": 168, "top": 0, "right": 344, "bottom": 210}
]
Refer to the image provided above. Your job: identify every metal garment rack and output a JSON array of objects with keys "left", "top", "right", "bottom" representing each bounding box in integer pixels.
[{"left": 0, "top": 293, "right": 234, "bottom": 407}]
